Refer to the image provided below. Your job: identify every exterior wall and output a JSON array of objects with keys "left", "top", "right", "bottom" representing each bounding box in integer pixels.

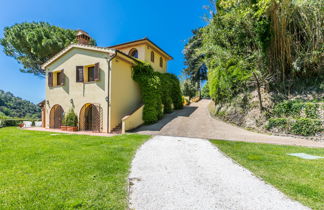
[
  {"left": 109, "top": 57, "right": 141, "bottom": 132},
  {"left": 122, "top": 105, "right": 144, "bottom": 134},
  {"left": 117, "top": 45, "right": 146, "bottom": 62},
  {"left": 45, "top": 48, "right": 110, "bottom": 132},
  {"left": 144, "top": 45, "right": 167, "bottom": 73},
  {"left": 116, "top": 44, "right": 168, "bottom": 73}
]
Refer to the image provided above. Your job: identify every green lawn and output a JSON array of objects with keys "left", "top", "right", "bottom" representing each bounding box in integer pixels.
[
  {"left": 211, "top": 140, "right": 324, "bottom": 210},
  {"left": 0, "top": 127, "right": 150, "bottom": 209}
]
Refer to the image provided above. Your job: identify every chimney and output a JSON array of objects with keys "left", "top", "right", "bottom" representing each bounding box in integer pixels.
[{"left": 76, "top": 30, "right": 91, "bottom": 45}]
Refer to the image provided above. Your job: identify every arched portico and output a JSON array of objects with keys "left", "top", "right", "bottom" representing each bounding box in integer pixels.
[
  {"left": 49, "top": 104, "right": 64, "bottom": 128},
  {"left": 79, "top": 103, "right": 102, "bottom": 132}
]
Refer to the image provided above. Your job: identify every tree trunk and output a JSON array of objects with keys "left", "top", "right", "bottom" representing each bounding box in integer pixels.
[{"left": 253, "top": 72, "right": 263, "bottom": 112}]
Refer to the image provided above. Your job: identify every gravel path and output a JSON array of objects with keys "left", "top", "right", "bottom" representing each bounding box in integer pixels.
[
  {"left": 133, "top": 99, "right": 324, "bottom": 148},
  {"left": 129, "top": 136, "right": 309, "bottom": 210}
]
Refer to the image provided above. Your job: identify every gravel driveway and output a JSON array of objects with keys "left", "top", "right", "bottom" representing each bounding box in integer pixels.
[
  {"left": 133, "top": 99, "right": 324, "bottom": 148},
  {"left": 129, "top": 136, "right": 308, "bottom": 210}
]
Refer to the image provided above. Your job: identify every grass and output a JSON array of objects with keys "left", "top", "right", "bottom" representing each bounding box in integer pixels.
[
  {"left": 210, "top": 140, "right": 324, "bottom": 210},
  {"left": 0, "top": 127, "right": 150, "bottom": 209}
]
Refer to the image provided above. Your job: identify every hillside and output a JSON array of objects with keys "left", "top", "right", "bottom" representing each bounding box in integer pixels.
[
  {"left": 0, "top": 90, "right": 40, "bottom": 119},
  {"left": 184, "top": 0, "right": 323, "bottom": 137}
]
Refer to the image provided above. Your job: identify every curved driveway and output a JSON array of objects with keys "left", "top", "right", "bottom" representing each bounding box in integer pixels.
[{"left": 133, "top": 99, "right": 324, "bottom": 148}]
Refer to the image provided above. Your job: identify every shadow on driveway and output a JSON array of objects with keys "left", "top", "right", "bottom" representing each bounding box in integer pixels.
[{"left": 132, "top": 106, "right": 198, "bottom": 132}]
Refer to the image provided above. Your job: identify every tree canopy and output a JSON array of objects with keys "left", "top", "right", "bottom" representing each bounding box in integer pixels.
[
  {"left": 183, "top": 29, "right": 208, "bottom": 95},
  {"left": 0, "top": 22, "right": 96, "bottom": 76},
  {"left": 191, "top": 0, "right": 324, "bottom": 103}
]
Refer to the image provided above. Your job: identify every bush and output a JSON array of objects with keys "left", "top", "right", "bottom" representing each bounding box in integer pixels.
[
  {"left": 164, "top": 73, "right": 183, "bottom": 110},
  {"left": 304, "top": 103, "right": 318, "bottom": 119},
  {"left": 266, "top": 118, "right": 289, "bottom": 130},
  {"left": 62, "top": 109, "right": 78, "bottom": 127},
  {"left": 291, "top": 118, "right": 323, "bottom": 136},
  {"left": 273, "top": 101, "right": 304, "bottom": 117},
  {"left": 132, "top": 63, "right": 182, "bottom": 124}
]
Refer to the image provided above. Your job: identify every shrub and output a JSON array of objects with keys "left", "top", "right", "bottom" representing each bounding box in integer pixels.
[
  {"left": 304, "top": 103, "right": 318, "bottom": 119},
  {"left": 164, "top": 73, "right": 183, "bottom": 110},
  {"left": 266, "top": 118, "right": 288, "bottom": 130},
  {"left": 273, "top": 101, "right": 304, "bottom": 117},
  {"left": 63, "top": 109, "right": 78, "bottom": 127},
  {"left": 291, "top": 118, "right": 323, "bottom": 136},
  {"left": 132, "top": 63, "right": 182, "bottom": 124}
]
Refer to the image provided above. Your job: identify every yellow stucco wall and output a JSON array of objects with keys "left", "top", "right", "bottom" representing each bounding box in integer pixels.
[
  {"left": 116, "top": 44, "right": 168, "bottom": 73},
  {"left": 45, "top": 48, "right": 110, "bottom": 132},
  {"left": 122, "top": 105, "right": 144, "bottom": 134},
  {"left": 109, "top": 56, "right": 141, "bottom": 132}
]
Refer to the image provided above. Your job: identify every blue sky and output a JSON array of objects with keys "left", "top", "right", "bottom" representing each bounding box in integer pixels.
[{"left": 0, "top": 0, "right": 210, "bottom": 104}]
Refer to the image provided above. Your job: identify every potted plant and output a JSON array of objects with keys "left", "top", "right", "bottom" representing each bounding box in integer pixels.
[{"left": 61, "top": 109, "right": 78, "bottom": 131}]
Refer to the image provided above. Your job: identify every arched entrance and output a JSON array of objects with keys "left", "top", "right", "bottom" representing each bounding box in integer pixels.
[
  {"left": 50, "top": 105, "right": 64, "bottom": 128},
  {"left": 79, "top": 104, "right": 102, "bottom": 132}
]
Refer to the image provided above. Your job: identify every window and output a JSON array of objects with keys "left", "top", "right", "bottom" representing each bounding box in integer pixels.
[
  {"left": 151, "top": 51, "right": 155, "bottom": 62},
  {"left": 88, "top": 66, "right": 95, "bottom": 82},
  {"left": 76, "top": 63, "right": 100, "bottom": 83},
  {"left": 56, "top": 71, "right": 62, "bottom": 84},
  {"left": 160, "top": 57, "right": 163, "bottom": 68},
  {"left": 129, "top": 48, "right": 138, "bottom": 58},
  {"left": 48, "top": 70, "right": 65, "bottom": 87}
]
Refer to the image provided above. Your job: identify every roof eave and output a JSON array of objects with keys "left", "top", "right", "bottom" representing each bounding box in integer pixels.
[{"left": 41, "top": 44, "right": 116, "bottom": 69}]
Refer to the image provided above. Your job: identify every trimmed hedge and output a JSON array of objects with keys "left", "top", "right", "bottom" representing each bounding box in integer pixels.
[
  {"left": 266, "top": 118, "right": 288, "bottom": 130},
  {"left": 273, "top": 101, "right": 304, "bottom": 117},
  {"left": 304, "top": 103, "right": 319, "bottom": 119},
  {"left": 132, "top": 63, "right": 182, "bottom": 124},
  {"left": 291, "top": 118, "right": 322, "bottom": 136},
  {"left": 273, "top": 100, "right": 321, "bottom": 119},
  {"left": 266, "top": 117, "right": 323, "bottom": 136}
]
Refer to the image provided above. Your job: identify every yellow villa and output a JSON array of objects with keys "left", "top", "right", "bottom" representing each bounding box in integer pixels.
[{"left": 40, "top": 30, "right": 172, "bottom": 133}]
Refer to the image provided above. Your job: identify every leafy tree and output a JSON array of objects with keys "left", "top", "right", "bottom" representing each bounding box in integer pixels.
[
  {"left": 181, "top": 79, "right": 197, "bottom": 99},
  {"left": 183, "top": 29, "right": 208, "bottom": 96},
  {"left": 196, "top": 0, "right": 323, "bottom": 105},
  {"left": 201, "top": 82, "right": 210, "bottom": 98},
  {"left": 0, "top": 22, "right": 96, "bottom": 76}
]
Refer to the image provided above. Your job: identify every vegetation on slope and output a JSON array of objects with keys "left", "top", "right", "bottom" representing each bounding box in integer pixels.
[
  {"left": 0, "top": 90, "right": 40, "bottom": 119},
  {"left": 184, "top": 0, "right": 323, "bottom": 136}
]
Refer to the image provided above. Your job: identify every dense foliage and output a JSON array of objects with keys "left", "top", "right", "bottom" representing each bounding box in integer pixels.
[
  {"left": 132, "top": 63, "right": 183, "bottom": 124},
  {"left": 62, "top": 109, "right": 78, "bottom": 127},
  {"left": 266, "top": 100, "right": 323, "bottom": 136},
  {"left": 0, "top": 22, "right": 96, "bottom": 76},
  {"left": 183, "top": 29, "right": 207, "bottom": 96},
  {"left": 193, "top": 0, "right": 323, "bottom": 103},
  {"left": 0, "top": 90, "right": 40, "bottom": 119},
  {"left": 181, "top": 79, "right": 197, "bottom": 99},
  {"left": 201, "top": 82, "right": 210, "bottom": 98}
]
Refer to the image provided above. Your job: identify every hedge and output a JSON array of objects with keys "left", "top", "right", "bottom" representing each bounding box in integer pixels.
[
  {"left": 132, "top": 63, "right": 182, "bottom": 124},
  {"left": 266, "top": 117, "right": 323, "bottom": 136},
  {"left": 0, "top": 119, "right": 39, "bottom": 128},
  {"left": 291, "top": 118, "right": 322, "bottom": 136}
]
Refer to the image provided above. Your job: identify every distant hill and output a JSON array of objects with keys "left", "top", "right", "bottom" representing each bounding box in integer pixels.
[{"left": 0, "top": 90, "right": 41, "bottom": 119}]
